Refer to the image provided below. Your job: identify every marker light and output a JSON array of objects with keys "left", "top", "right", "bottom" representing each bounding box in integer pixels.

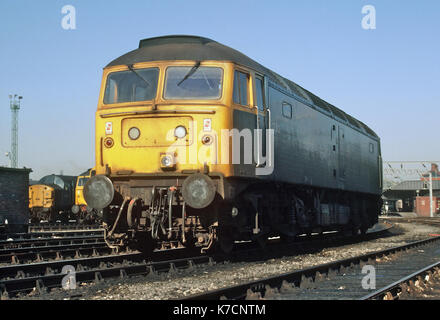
[
  {"left": 174, "top": 126, "right": 187, "bottom": 139},
  {"left": 104, "top": 137, "right": 114, "bottom": 148},
  {"left": 128, "top": 127, "right": 141, "bottom": 140}
]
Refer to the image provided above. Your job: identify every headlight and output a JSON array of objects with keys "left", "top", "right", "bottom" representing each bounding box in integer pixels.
[
  {"left": 71, "top": 205, "right": 79, "bottom": 214},
  {"left": 83, "top": 175, "right": 114, "bottom": 209},
  {"left": 174, "top": 126, "right": 187, "bottom": 139},
  {"left": 161, "top": 155, "right": 173, "bottom": 167},
  {"left": 160, "top": 154, "right": 175, "bottom": 169},
  {"left": 128, "top": 127, "right": 140, "bottom": 140},
  {"left": 182, "top": 173, "right": 216, "bottom": 209},
  {"left": 202, "top": 134, "right": 213, "bottom": 145}
]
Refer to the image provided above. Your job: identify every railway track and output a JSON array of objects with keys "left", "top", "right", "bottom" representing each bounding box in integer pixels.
[
  {"left": 182, "top": 235, "right": 440, "bottom": 300},
  {"left": 0, "top": 251, "right": 213, "bottom": 298},
  {"left": 0, "top": 235, "right": 104, "bottom": 250},
  {"left": 0, "top": 242, "right": 109, "bottom": 264},
  {"left": 0, "top": 230, "right": 103, "bottom": 242},
  {"left": 0, "top": 222, "right": 393, "bottom": 299},
  {"left": 28, "top": 223, "right": 102, "bottom": 233},
  {"left": 361, "top": 261, "right": 440, "bottom": 300}
]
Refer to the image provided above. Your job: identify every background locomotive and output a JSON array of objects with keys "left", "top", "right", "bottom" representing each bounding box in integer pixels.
[
  {"left": 84, "top": 35, "right": 382, "bottom": 253},
  {"left": 29, "top": 174, "right": 76, "bottom": 223},
  {"left": 71, "top": 169, "right": 101, "bottom": 223}
]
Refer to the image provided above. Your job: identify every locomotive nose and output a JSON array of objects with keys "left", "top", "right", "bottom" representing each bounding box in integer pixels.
[{"left": 83, "top": 175, "right": 114, "bottom": 209}]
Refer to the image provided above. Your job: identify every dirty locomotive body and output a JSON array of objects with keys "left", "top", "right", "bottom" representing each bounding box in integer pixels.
[{"left": 84, "top": 36, "right": 382, "bottom": 253}]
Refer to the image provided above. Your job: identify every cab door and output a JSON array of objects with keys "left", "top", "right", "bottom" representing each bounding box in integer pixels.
[
  {"left": 255, "top": 75, "right": 267, "bottom": 167},
  {"left": 338, "top": 126, "right": 346, "bottom": 181}
]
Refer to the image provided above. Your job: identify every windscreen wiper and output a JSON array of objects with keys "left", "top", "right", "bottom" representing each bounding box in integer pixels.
[
  {"left": 127, "top": 64, "right": 151, "bottom": 87},
  {"left": 177, "top": 61, "right": 201, "bottom": 86}
]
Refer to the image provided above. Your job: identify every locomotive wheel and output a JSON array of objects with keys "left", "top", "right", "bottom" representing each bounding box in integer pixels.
[
  {"left": 127, "top": 198, "right": 142, "bottom": 228},
  {"left": 255, "top": 235, "right": 268, "bottom": 250},
  {"left": 134, "top": 231, "right": 154, "bottom": 256},
  {"left": 48, "top": 211, "right": 56, "bottom": 223},
  {"left": 83, "top": 213, "right": 94, "bottom": 224},
  {"left": 352, "top": 227, "right": 360, "bottom": 236},
  {"left": 30, "top": 212, "right": 40, "bottom": 224},
  {"left": 217, "top": 228, "right": 234, "bottom": 254},
  {"left": 280, "top": 234, "right": 296, "bottom": 244},
  {"left": 60, "top": 212, "right": 69, "bottom": 224},
  {"left": 360, "top": 226, "right": 368, "bottom": 235}
]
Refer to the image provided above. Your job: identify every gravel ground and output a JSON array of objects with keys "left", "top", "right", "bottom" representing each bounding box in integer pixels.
[{"left": 17, "top": 219, "right": 440, "bottom": 300}]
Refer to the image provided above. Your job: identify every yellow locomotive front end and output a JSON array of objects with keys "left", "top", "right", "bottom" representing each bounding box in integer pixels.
[
  {"left": 29, "top": 184, "right": 55, "bottom": 222},
  {"left": 86, "top": 56, "right": 239, "bottom": 252},
  {"left": 95, "top": 60, "right": 233, "bottom": 178},
  {"left": 72, "top": 170, "right": 99, "bottom": 222},
  {"left": 74, "top": 175, "right": 89, "bottom": 208}
]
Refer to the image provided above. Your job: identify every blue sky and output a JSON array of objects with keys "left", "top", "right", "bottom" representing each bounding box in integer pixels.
[{"left": 0, "top": 0, "right": 439, "bottom": 179}]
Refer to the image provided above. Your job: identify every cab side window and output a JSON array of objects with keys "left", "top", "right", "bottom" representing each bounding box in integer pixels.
[{"left": 233, "top": 70, "right": 249, "bottom": 106}]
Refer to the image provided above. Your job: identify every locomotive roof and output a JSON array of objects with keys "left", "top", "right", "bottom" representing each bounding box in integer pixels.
[
  {"left": 106, "top": 35, "right": 378, "bottom": 139},
  {"left": 78, "top": 168, "right": 92, "bottom": 176},
  {"left": 38, "top": 174, "right": 77, "bottom": 190}
]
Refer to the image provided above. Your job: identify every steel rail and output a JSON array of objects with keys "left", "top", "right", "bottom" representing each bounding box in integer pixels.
[
  {"left": 0, "top": 255, "right": 212, "bottom": 298},
  {"left": 0, "top": 243, "right": 109, "bottom": 264},
  {"left": 182, "top": 235, "right": 440, "bottom": 300},
  {"left": 360, "top": 260, "right": 440, "bottom": 300},
  {"left": 0, "top": 241, "right": 106, "bottom": 256},
  {"left": 0, "top": 251, "right": 142, "bottom": 280},
  {"left": 0, "top": 235, "right": 103, "bottom": 250},
  {"left": 1, "top": 230, "right": 103, "bottom": 241},
  {"left": 29, "top": 224, "right": 102, "bottom": 232}
]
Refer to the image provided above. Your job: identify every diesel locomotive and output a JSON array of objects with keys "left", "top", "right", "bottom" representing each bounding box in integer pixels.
[
  {"left": 71, "top": 169, "right": 100, "bottom": 222},
  {"left": 84, "top": 35, "right": 382, "bottom": 253},
  {"left": 29, "top": 174, "right": 77, "bottom": 223}
]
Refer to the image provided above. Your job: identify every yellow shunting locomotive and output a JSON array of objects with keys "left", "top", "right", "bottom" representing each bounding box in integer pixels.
[{"left": 84, "top": 35, "right": 382, "bottom": 253}]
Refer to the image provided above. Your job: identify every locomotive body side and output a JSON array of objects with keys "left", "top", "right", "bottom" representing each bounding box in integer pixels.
[{"left": 267, "top": 82, "right": 381, "bottom": 195}]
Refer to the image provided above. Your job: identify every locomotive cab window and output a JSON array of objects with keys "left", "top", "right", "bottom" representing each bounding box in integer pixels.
[
  {"left": 104, "top": 67, "right": 159, "bottom": 104},
  {"left": 164, "top": 66, "right": 223, "bottom": 100},
  {"left": 233, "top": 70, "right": 249, "bottom": 106},
  {"left": 78, "top": 178, "right": 89, "bottom": 187}
]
